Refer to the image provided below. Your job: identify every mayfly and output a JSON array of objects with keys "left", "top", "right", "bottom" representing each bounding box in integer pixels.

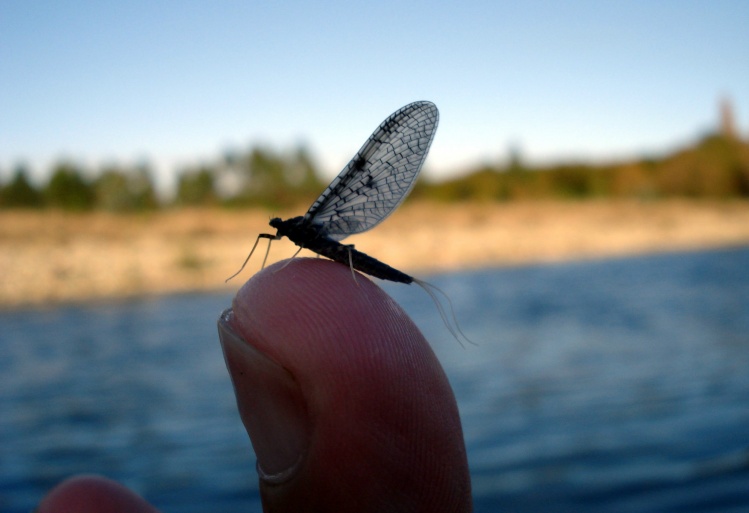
[{"left": 228, "top": 101, "right": 473, "bottom": 345}]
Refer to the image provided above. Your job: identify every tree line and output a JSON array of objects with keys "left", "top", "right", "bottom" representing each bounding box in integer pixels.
[
  {"left": 0, "top": 145, "right": 324, "bottom": 212},
  {"left": 414, "top": 133, "right": 749, "bottom": 202},
  {"left": 2, "top": 132, "right": 748, "bottom": 212}
]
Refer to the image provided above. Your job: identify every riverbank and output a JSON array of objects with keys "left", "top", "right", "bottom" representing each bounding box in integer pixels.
[{"left": 2, "top": 200, "right": 748, "bottom": 309}]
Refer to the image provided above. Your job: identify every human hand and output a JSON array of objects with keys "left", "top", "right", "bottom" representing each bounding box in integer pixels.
[{"left": 37, "top": 258, "right": 472, "bottom": 512}]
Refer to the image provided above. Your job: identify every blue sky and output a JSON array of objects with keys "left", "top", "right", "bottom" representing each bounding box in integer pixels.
[{"left": 1, "top": 1, "right": 747, "bottom": 193}]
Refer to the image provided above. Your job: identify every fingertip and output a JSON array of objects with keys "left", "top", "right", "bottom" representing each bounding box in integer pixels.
[
  {"left": 37, "top": 475, "right": 159, "bottom": 513},
  {"left": 221, "top": 258, "right": 472, "bottom": 512},
  {"left": 229, "top": 258, "right": 422, "bottom": 368}
]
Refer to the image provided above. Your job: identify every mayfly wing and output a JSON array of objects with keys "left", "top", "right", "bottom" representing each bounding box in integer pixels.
[{"left": 303, "top": 101, "right": 439, "bottom": 241}]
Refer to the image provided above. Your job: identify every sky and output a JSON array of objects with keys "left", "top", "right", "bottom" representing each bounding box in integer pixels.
[{"left": 1, "top": 1, "right": 748, "bottom": 194}]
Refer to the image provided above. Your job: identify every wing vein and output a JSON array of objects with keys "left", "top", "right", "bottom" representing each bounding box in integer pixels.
[{"left": 302, "top": 101, "right": 439, "bottom": 241}]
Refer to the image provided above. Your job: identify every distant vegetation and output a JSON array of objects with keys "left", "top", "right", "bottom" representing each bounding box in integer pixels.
[
  {"left": 0, "top": 146, "right": 324, "bottom": 212},
  {"left": 413, "top": 133, "right": 749, "bottom": 202},
  {"left": 2, "top": 132, "right": 748, "bottom": 212}
]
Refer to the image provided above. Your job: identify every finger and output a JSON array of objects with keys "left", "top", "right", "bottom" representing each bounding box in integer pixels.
[
  {"left": 36, "top": 475, "right": 160, "bottom": 513},
  {"left": 218, "top": 258, "right": 472, "bottom": 512}
]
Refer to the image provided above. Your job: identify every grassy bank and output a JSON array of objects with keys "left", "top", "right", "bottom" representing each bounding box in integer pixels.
[{"left": 2, "top": 200, "right": 748, "bottom": 308}]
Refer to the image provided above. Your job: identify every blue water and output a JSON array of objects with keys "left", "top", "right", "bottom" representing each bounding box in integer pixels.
[{"left": 2, "top": 247, "right": 748, "bottom": 512}]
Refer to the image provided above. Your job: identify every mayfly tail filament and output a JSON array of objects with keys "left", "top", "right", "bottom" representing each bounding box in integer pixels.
[{"left": 413, "top": 278, "right": 477, "bottom": 348}]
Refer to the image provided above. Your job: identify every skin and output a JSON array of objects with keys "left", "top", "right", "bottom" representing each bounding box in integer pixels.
[{"left": 37, "top": 258, "right": 472, "bottom": 513}]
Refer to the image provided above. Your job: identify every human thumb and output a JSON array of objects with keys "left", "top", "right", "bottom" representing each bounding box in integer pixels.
[{"left": 218, "top": 258, "right": 472, "bottom": 512}]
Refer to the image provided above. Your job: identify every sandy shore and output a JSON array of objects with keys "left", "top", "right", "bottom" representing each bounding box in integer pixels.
[{"left": 1, "top": 200, "right": 748, "bottom": 309}]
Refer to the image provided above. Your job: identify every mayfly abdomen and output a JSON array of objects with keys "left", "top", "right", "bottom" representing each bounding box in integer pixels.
[
  {"left": 305, "top": 237, "right": 414, "bottom": 284},
  {"left": 350, "top": 251, "right": 413, "bottom": 284}
]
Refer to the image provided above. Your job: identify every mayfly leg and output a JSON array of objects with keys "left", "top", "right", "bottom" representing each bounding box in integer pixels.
[
  {"left": 225, "top": 233, "right": 278, "bottom": 282},
  {"left": 345, "top": 245, "right": 359, "bottom": 285},
  {"left": 274, "top": 246, "right": 304, "bottom": 273}
]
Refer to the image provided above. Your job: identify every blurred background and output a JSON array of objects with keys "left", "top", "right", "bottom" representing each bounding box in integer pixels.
[{"left": 1, "top": 1, "right": 748, "bottom": 511}]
